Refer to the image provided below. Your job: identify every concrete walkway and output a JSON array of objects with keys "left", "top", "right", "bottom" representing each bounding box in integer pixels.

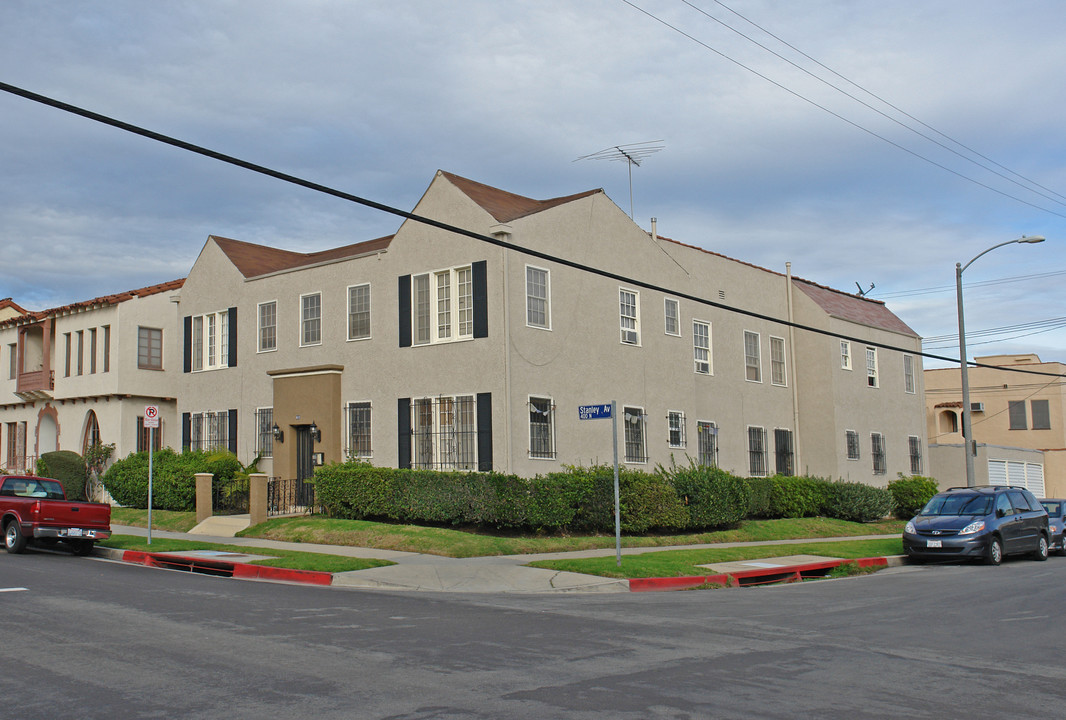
[{"left": 105, "top": 525, "right": 902, "bottom": 593}]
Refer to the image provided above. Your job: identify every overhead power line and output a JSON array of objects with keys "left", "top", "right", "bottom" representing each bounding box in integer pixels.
[
  {"left": 620, "top": 0, "right": 1066, "bottom": 219},
  {"left": 2, "top": 79, "right": 1064, "bottom": 382}
]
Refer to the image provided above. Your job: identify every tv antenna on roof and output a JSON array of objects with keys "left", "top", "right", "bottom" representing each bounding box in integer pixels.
[{"left": 575, "top": 140, "right": 664, "bottom": 219}]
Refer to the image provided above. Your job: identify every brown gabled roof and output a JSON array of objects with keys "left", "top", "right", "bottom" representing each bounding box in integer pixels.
[
  {"left": 793, "top": 279, "right": 918, "bottom": 337},
  {"left": 0, "top": 278, "right": 186, "bottom": 328},
  {"left": 0, "top": 298, "right": 27, "bottom": 315},
  {"left": 440, "top": 171, "right": 602, "bottom": 223},
  {"left": 211, "top": 234, "right": 392, "bottom": 279}
]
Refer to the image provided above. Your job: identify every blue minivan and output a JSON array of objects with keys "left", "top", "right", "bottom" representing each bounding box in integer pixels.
[{"left": 903, "top": 485, "right": 1049, "bottom": 565}]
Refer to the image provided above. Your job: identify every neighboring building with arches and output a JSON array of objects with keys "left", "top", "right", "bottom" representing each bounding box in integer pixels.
[{"left": 0, "top": 279, "right": 184, "bottom": 474}]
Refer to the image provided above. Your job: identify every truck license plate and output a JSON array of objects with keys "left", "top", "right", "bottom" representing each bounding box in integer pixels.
[
  {"left": 926, "top": 539, "right": 942, "bottom": 548},
  {"left": 67, "top": 528, "right": 83, "bottom": 537}
]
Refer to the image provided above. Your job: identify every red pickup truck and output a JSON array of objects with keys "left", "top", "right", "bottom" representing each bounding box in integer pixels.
[{"left": 1, "top": 475, "right": 112, "bottom": 555}]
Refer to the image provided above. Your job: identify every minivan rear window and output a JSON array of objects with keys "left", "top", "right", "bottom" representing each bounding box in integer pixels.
[{"left": 921, "top": 493, "right": 993, "bottom": 516}]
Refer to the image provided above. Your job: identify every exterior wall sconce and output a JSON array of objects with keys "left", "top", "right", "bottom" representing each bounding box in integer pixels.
[
  {"left": 272, "top": 423, "right": 284, "bottom": 443},
  {"left": 309, "top": 421, "right": 321, "bottom": 443}
]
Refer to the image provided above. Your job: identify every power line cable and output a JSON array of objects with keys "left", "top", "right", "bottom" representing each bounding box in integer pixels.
[
  {"left": 2, "top": 79, "right": 1064, "bottom": 382},
  {"left": 620, "top": 0, "right": 1066, "bottom": 219},
  {"left": 702, "top": 0, "right": 1066, "bottom": 206},
  {"left": 877, "top": 269, "right": 1066, "bottom": 300}
]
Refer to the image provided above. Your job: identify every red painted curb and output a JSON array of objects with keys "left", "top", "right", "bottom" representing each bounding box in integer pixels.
[
  {"left": 119, "top": 550, "right": 333, "bottom": 586},
  {"left": 628, "top": 556, "right": 889, "bottom": 592}
]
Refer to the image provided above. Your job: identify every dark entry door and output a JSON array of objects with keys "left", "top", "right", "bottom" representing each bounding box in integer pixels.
[{"left": 295, "top": 426, "right": 315, "bottom": 506}]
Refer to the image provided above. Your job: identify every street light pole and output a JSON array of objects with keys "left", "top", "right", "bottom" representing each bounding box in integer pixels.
[{"left": 956, "top": 235, "right": 1045, "bottom": 487}]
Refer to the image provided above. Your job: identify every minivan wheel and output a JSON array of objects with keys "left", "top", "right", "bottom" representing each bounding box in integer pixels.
[
  {"left": 986, "top": 537, "right": 1003, "bottom": 566},
  {"left": 1033, "top": 535, "right": 1049, "bottom": 561}
]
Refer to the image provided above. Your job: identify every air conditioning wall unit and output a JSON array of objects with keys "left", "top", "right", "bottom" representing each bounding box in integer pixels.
[
  {"left": 621, "top": 329, "right": 639, "bottom": 345},
  {"left": 970, "top": 402, "right": 985, "bottom": 413}
]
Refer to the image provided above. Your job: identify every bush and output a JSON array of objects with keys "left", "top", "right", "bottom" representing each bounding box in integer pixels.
[
  {"left": 101, "top": 449, "right": 242, "bottom": 510},
  {"left": 823, "top": 480, "right": 896, "bottom": 523},
  {"left": 750, "top": 475, "right": 831, "bottom": 518},
  {"left": 667, "top": 462, "right": 750, "bottom": 529},
  {"left": 37, "top": 450, "right": 87, "bottom": 502},
  {"left": 888, "top": 474, "right": 940, "bottom": 519}
]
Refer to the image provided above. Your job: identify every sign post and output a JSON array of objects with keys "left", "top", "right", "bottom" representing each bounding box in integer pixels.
[
  {"left": 143, "top": 405, "right": 159, "bottom": 545},
  {"left": 579, "top": 402, "right": 622, "bottom": 567}
]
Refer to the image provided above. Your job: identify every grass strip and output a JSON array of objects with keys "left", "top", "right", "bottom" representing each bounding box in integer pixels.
[
  {"left": 99, "top": 534, "right": 394, "bottom": 573},
  {"left": 111, "top": 508, "right": 200, "bottom": 533},
  {"left": 527, "top": 538, "right": 905, "bottom": 579}
]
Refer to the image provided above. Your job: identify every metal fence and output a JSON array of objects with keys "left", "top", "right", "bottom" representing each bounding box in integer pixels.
[
  {"left": 267, "top": 477, "right": 319, "bottom": 517},
  {"left": 212, "top": 477, "right": 249, "bottom": 515}
]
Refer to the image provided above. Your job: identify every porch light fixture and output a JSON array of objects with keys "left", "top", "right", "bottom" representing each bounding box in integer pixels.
[
  {"left": 956, "top": 235, "right": 1045, "bottom": 486},
  {"left": 309, "top": 421, "right": 321, "bottom": 443},
  {"left": 272, "top": 423, "right": 284, "bottom": 443}
]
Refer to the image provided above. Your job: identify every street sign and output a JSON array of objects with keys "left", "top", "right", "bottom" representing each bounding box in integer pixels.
[
  {"left": 578, "top": 403, "right": 612, "bottom": 420},
  {"left": 143, "top": 405, "right": 160, "bottom": 429}
]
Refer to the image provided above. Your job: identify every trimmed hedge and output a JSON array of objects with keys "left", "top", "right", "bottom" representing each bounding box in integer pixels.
[
  {"left": 888, "top": 475, "right": 940, "bottom": 519},
  {"left": 101, "top": 449, "right": 242, "bottom": 510},
  {"left": 822, "top": 481, "right": 896, "bottom": 523},
  {"left": 37, "top": 450, "right": 87, "bottom": 502}
]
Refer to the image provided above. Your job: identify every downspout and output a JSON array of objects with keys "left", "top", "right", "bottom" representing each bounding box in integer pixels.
[
  {"left": 786, "top": 263, "right": 802, "bottom": 473},
  {"left": 491, "top": 224, "right": 514, "bottom": 473}
]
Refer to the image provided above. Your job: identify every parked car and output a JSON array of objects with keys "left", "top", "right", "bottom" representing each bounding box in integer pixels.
[
  {"left": 1, "top": 475, "right": 111, "bottom": 555},
  {"left": 903, "top": 485, "right": 1049, "bottom": 565},
  {"left": 1039, "top": 498, "right": 1066, "bottom": 555}
]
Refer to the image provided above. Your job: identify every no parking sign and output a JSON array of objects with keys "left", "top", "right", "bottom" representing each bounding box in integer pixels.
[{"left": 144, "top": 405, "right": 159, "bottom": 428}]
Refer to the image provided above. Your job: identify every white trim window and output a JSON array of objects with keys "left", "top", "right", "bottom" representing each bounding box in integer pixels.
[
  {"left": 872, "top": 432, "right": 887, "bottom": 474},
  {"left": 619, "top": 288, "right": 641, "bottom": 345},
  {"left": 747, "top": 426, "right": 768, "bottom": 477},
  {"left": 189, "top": 411, "right": 229, "bottom": 452},
  {"left": 347, "top": 401, "right": 372, "bottom": 458},
  {"left": 846, "top": 430, "right": 860, "bottom": 460},
  {"left": 411, "top": 395, "right": 477, "bottom": 470},
  {"left": 840, "top": 340, "right": 852, "bottom": 370},
  {"left": 623, "top": 406, "right": 647, "bottom": 463},
  {"left": 138, "top": 326, "right": 163, "bottom": 371},
  {"left": 744, "top": 331, "right": 761, "bottom": 382},
  {"left": 770, "top": 336, "right": 786, "bottom": 387},
  {"left": 414, "top": 266, "right": 473, "bottom": 345},
  {"left": 664, "top": 298, "right": 680, "bottom": 336},
  {"left": 258, "top": 301, "right": 277, "bottom": 353},
  {"left": 528, "top": 396, "right": 556, "bottom": 459},
  {"left": 348, "top": 284, "right": 371, "bottom": 341},
  {"left": 903, "top": 354, "right": 916, "bottom": 394},
  {"left": 255, "top": 407, "right": 274, "bottom": 458},
  {"left": 693, "top": 320, "right": 711, "bottom": 375},
  {"left": 301, "top": 293, "right": 322, "bottom": 347},
  {"left": 191, "top": 312, "right": 227, "bottom": 371},
  {"left": 526, "top": 266, "right": 551, "bottom": 330},
  {"left": 697, "top": 421, "right": 718, "bottom": 467},
  {"left": 866, "top": 347, "right": 879, "bottom": 388},
  {"left": 668, "top": 411, "right": 686, "bottom": 448}
]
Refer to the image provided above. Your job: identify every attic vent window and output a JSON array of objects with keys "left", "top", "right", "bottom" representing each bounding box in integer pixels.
[{"left": 718, "top": 290, "right": 726, "bottom": 300}]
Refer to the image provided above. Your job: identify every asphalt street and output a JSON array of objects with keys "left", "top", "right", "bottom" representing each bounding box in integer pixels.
[{"left": 2, "top": 549, "right": 1063, "bottom": 719}]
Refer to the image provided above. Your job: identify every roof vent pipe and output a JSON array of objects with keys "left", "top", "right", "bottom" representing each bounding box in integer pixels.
[{"left": 651, "top": 217, "right": 657, "bottom": 242}]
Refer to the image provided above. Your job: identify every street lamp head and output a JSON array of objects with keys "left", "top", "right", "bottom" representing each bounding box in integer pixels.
[{"left": 1017, "top": 235, "right": 1046, "bottom": 244}]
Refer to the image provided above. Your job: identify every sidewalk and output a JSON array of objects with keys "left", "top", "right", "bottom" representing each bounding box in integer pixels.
[{"left": 100, "top": 525, "right": 904, "bottom": 594}]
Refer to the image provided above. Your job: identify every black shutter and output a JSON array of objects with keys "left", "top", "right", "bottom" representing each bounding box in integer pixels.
[
  {"left": 183, "top": 316, "right": 192, "bottom": 373},
  {"left": 397, "top": 398, "right": 411, "bottom": 468},
  {"left": 227, "top": 307, "right": 238, "bottom": 367},
  {"left": 476, "top": 392, "right": 492, "bottom": 471},
  {"left": 472, "top": 260, "right": 488, "bottom": 339},
  {"left": 182, "top": 412, "right": 191, "bottom": 451},
  {"left": 228, "top": 409, "right": 238, "bottom": 454},
  {"left": 398, "top": 275, "right": 412, "bottom": 348}
]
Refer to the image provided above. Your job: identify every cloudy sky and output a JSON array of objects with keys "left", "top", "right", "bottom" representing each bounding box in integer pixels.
[{"left": 2, "top": 1, "right": 1064, "bottom": 368}]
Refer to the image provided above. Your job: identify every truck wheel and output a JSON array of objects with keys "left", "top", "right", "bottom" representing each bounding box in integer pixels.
[
  {"left": 70, "top": 540, "right": 95, "bottom": 557},
  {"left": 4, "top": 521, "right": 27, "bottom": 554}
]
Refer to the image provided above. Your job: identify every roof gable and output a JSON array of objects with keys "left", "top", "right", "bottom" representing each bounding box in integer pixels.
[
  {"left": 211, "top": 234, "right": 392, "bottom": 279},
  {"left": 440, "top": 171, "right": 602, "bottom": 223},
  {"left": 793, "top": 279, "right": 918, "bottom": 337}
]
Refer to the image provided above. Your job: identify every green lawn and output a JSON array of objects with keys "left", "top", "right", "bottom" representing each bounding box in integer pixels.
[
  {"left": 111, "top": 508, "right": 200, "bottom": 533},
  {"left": 528, "top": 538, "right": 905, "bottom": 579},
  {"left": 236, "top": 514, "right": 903, "bottom": 558},
  {"left": 98, "top": 534, "right": 394, "bottom": 573}
]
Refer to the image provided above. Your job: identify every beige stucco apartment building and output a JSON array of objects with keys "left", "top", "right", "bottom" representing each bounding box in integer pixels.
[
  {"left": 926, "top": 353, "right": 1066, "bottom": 495},
  {"left": 0, "top": 281, "right": 184, "bottom": 476},
  {"left": 177, "top": 170, "right": 927, "bottom": 487}
]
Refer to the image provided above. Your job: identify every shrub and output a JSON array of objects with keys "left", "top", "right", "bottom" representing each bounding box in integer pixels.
[
  {"left": 888, "top": 474, "right": 940, "bottom": 519},
  {"left": 667, "top": 462, "right": 750, "bottom": 530},
  {"left": 752, "top": 475, "right": 832, "bottom": 518},
  {"left": 823, "top": 480, "right": 896, "bottom": 523},
  {"left": 101, "top": 449, "right": 242, "bottom": 511},
  {"left": 37, "top": 450, "right": 87, "bottom": 502}
]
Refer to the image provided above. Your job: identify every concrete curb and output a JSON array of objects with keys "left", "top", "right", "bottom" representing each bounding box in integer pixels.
[
  {"left": 628, "top": 555, "right": 907, "bottom": 592},
  {"left": 94, "top": 547, "right": 333, "bottom": 586}
]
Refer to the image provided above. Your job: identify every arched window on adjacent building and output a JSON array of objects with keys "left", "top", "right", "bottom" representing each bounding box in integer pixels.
[
  {"left": 939, "top": 410, "right": 959, "bottom": 435},
  {"left": 82, "top": 410, "right": 101, "bottom": 454}
]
